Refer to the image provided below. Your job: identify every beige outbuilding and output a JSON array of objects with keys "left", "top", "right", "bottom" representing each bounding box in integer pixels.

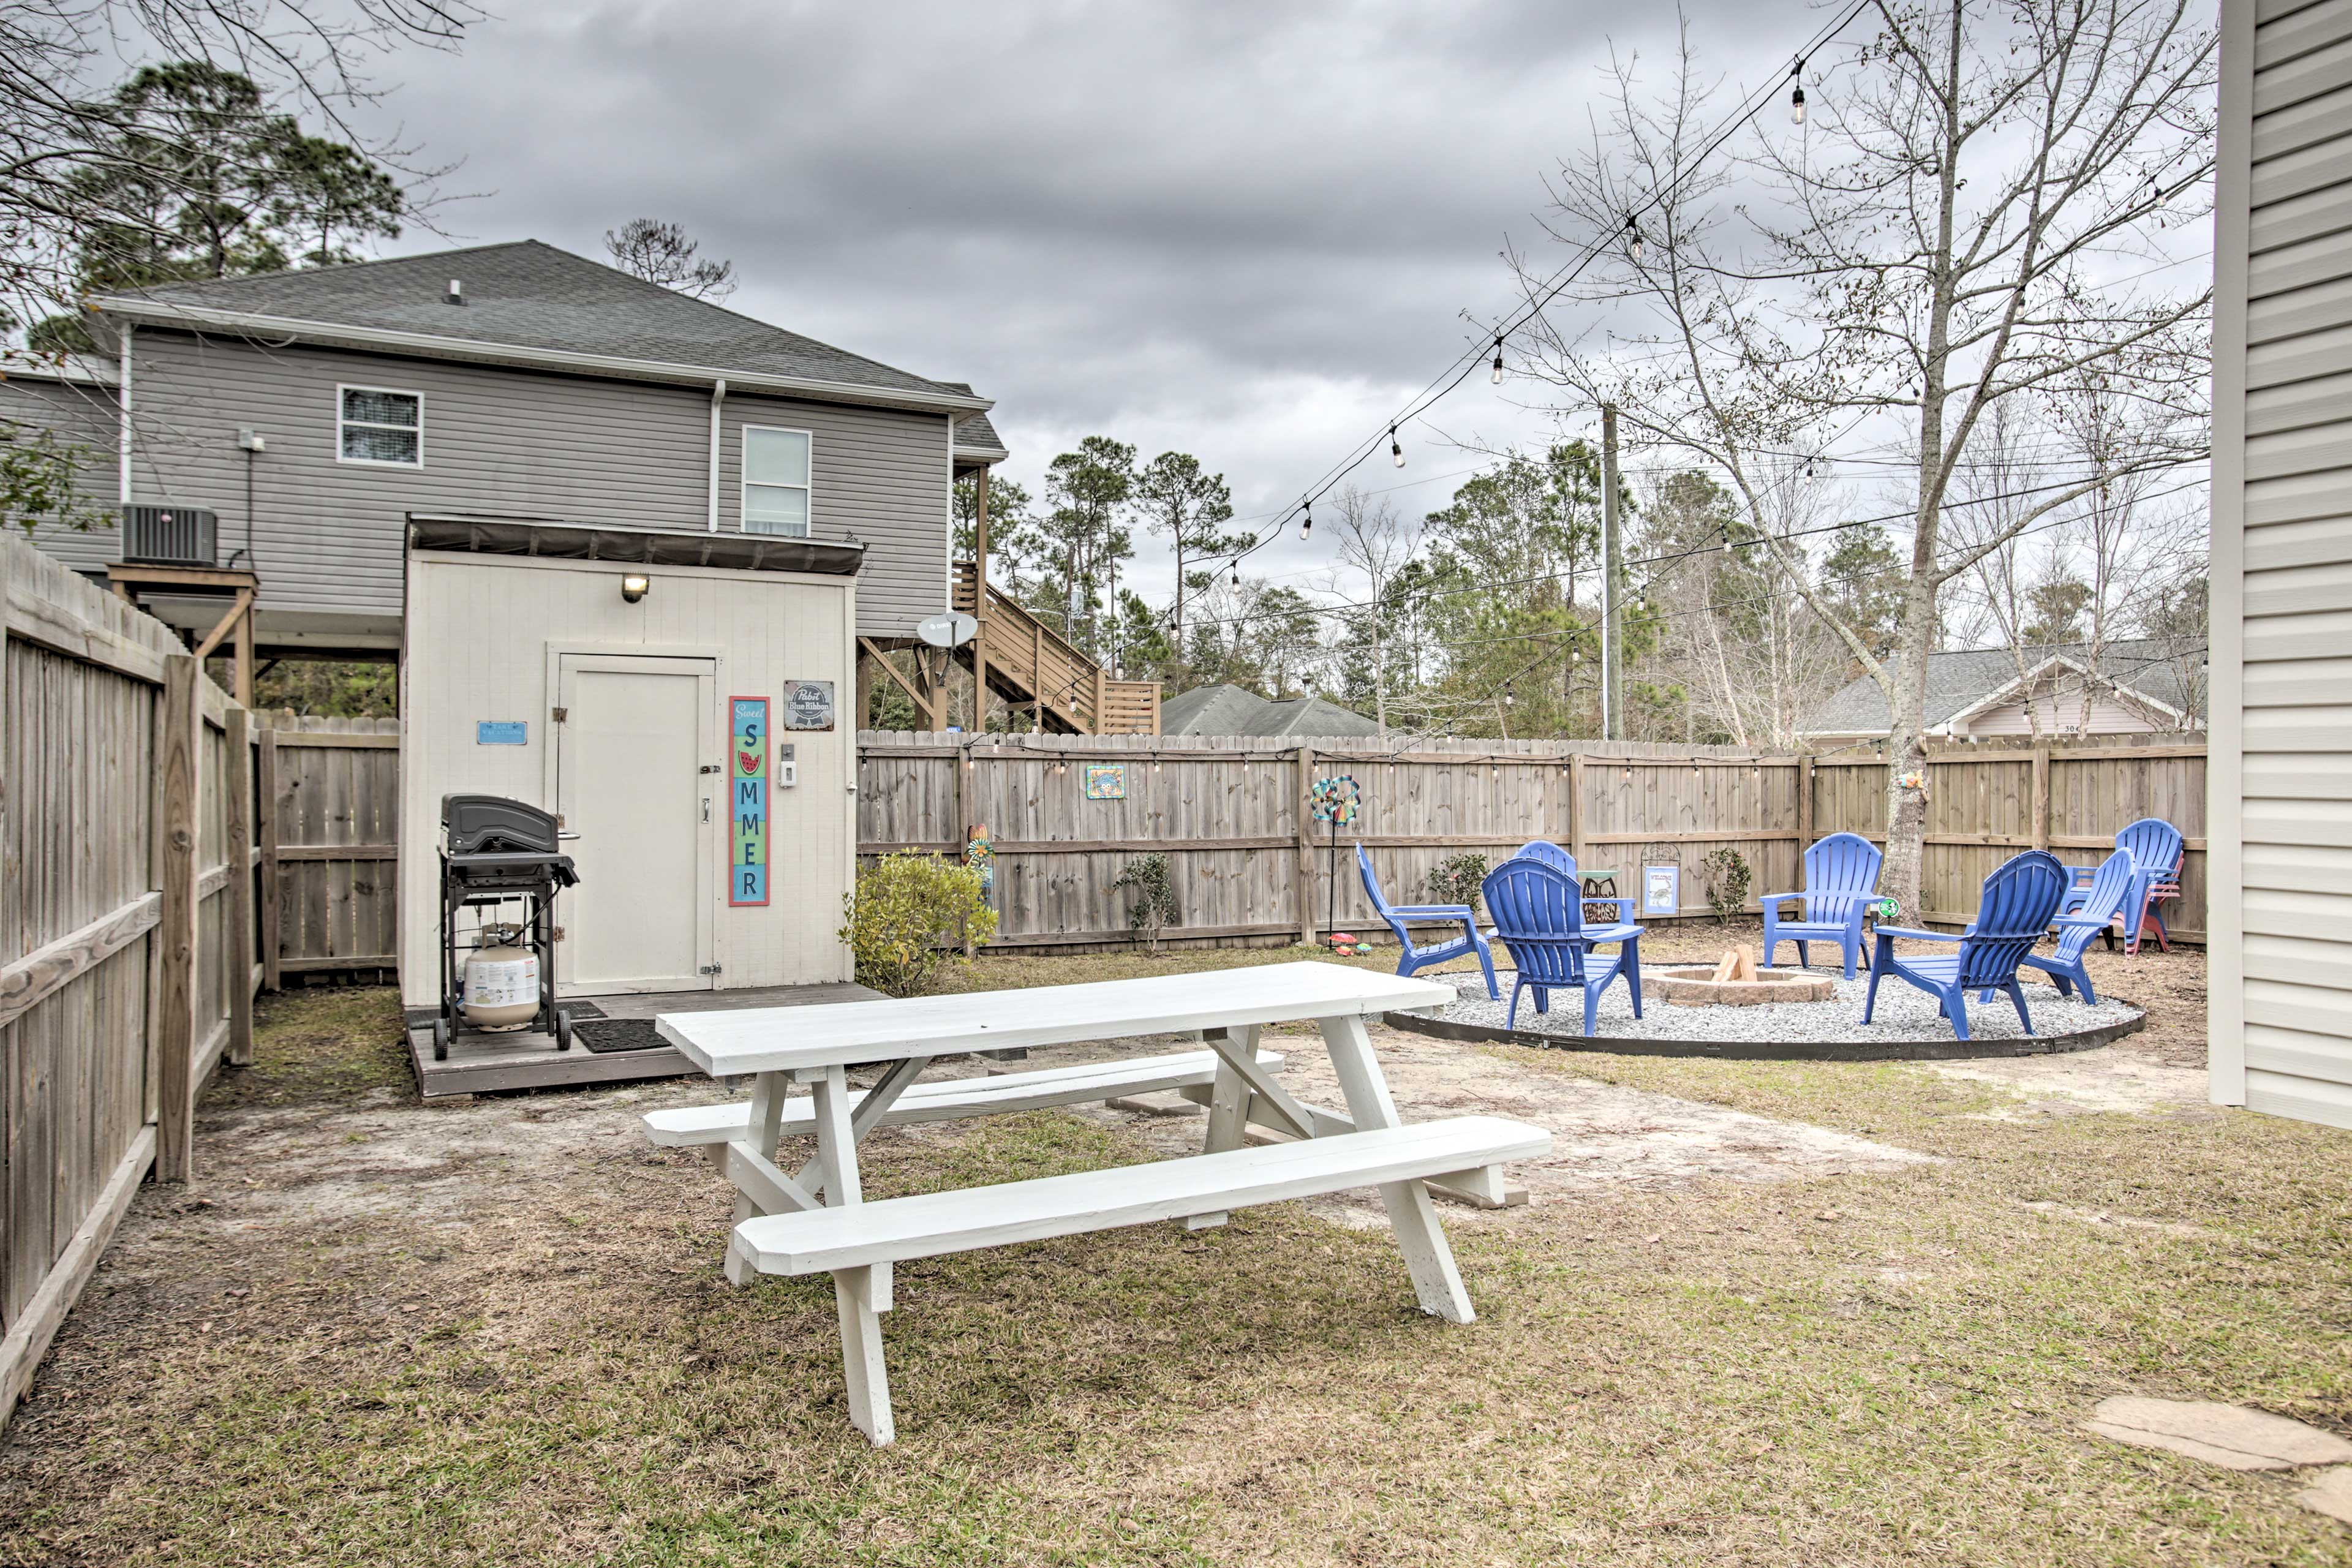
[{"left": 396, "top": 518, "right": 861, "bottom": 1013}]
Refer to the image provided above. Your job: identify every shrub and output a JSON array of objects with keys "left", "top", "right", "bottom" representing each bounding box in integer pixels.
[
  {"left": 1425, "top": 851, "right": 1489, "bottom": 914},
  {"left": 1111, "top": 852, "right": 1182, "bottom": 953},
  {"left": 1700, "top": 848, "right": 1752, "bottom": 924},
  {"left": 837, "top": 851, "right": 998, "bottom": 997}
]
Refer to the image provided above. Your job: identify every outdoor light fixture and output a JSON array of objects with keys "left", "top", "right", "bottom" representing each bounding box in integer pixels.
[
  {"left": 1298, "top": 501, "right": 1313, "bottom": 541},
  {"left": 1490, "top": 337, "right": 1505, "bottom": 384},
  {"left": 620, "top": 572, "right": 651, "bottom": 603},
  {"left": 1390, "top": 426, "right": 1405, "bottom": 468},
  {"left": 1790, "top": 61, "right": 1807, "bottom": 124},
  {"left": 1231, "top": 560, "right": 1241, "bottom": 587},
  {"left": 1625, "top": 217, "right": 1644, "bottom": 264}
]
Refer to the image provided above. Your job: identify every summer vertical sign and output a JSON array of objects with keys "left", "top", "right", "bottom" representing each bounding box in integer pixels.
[{"left": 730, "top": 697, "right": 769, "bottom": 906}]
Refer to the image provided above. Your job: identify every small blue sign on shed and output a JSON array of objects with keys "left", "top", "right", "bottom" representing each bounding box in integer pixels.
[{"left": 476, "top": 720, "right": 528, "bottom": 745}]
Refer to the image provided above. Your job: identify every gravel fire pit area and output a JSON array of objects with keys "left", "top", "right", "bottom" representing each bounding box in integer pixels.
[{"left": 1390, "top": 966, "right": 2147, "bottom": 1061}]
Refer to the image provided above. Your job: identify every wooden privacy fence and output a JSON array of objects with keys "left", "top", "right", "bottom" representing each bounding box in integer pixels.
[
  {"left": 1, "top": 534, "right": 261, "bottom": 1433},
  {"left": 253, "top": 716, "right": 400, "bottom": 980},
  {"left": 858, "top": 731, "right": 2209, "bottom": 949}
]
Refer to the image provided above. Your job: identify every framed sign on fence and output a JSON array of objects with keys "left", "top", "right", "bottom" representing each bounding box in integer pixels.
[{"left": 1642, "top": 864, "right": 1680, "bottom": 917}]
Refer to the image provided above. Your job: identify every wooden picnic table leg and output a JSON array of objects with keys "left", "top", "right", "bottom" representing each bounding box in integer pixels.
[
  {"left": 811, "top": 1063, "right": 896, "bottom": 1447},
  {"left": 1317, "top": 1013, "right": 1477, "bottom": 1324},
  {"left": 720, "top": 1069, "right": 794, "bottom": 1286},
  {"left": 1186, "top": 1025, "right": 1263, "bottom": 1231}
]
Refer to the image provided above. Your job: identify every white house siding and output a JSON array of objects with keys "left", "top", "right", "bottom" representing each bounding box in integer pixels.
[
  {"left": 2212, "top": 0, "right": 2352, "bottom": 1127},
  {"left": 1962, "top": 691, "right": 2167, "bottom": 738},
  {"left": 32, "top": 329, "right": 949, "bottom": 639},
  {"left": 398, "top": 551, "right": 856, "bottom": 1006}
]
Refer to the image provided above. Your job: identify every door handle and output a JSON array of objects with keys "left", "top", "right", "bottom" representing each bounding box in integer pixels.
[{"left": 702, "top": 797, "right": 712, "bottom": 824}]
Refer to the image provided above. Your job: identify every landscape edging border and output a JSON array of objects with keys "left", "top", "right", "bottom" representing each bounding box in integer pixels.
[{"left": 1381, "top": 997, "right": 2149, "bottom": 1062}]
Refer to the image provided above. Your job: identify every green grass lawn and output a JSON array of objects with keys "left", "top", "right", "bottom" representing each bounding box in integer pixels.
[{"left": 0, "top": 949, "right": 2343, "bottom": 1567}]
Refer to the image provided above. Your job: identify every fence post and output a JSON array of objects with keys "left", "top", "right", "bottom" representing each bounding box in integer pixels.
[
  {"left": 1294, "top": 744, "right": 1317, "bottom": 946},
  {"left": 155, "top": 653, "right": 200, "bottom": 1182},
  {"left": 225, "top": 707, "right": 254, "bottom": 1066},
  {"left": 1568, "top": 753, "right": 1588, "bottom": 867},
  {"left": 1796, "top": 755, "right": 1814, "bottom": 848},
  {"left": 257, "top": 724, "right": 281, "bottom": 991},
  {"left": 2031, "top": 742, "right": 2052, "bottom": 851}
]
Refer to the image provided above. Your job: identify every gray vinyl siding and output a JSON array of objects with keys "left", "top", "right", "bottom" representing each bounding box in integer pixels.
[
  {"left": 25, "top": 329, "right": 950, "bottom": 635},
  {"left": 2213, "top": 0, "right": 2352, "bottom": 1128},
  {"left": 0, "top": 374, "right": 124, "bottom": 570}
]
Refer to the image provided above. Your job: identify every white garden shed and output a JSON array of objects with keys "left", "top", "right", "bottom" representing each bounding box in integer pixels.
[{"left": 397, "top": 518, "right": 862, "bottom": 1020}]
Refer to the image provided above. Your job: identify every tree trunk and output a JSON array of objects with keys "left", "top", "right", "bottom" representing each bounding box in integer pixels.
[{"left": 1880, "top": 572, "right": 1940, "bottom": 919}]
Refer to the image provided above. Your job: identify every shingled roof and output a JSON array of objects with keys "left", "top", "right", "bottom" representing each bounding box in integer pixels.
[
  {"left": 93, "top": 240, "right": 989, "bottom": 414},
  {"left": 1160, "top": 684, "right": 1386, "bottom": 739},
  {"left": 1803, "top": 639, "right": 2207, "bottom": 737}
]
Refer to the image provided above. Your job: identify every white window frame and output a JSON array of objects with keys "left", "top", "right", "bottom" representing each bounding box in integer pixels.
[
  {"left": 739, "top": 423, "right": 813, "bottom": 537},
  {"left": 336, "top": 383, "right": 424, "bottom": 469}
]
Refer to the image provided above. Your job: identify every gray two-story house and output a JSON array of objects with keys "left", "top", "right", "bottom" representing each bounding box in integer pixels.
[{"left": 3, "top": 239, "right": 1026, "bottom": 690}]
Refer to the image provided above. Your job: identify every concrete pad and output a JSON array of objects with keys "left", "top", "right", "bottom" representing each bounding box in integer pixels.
[
  {"left": 2084, "top": 1397, "right": 2352, "bottom": 1471},
  {"left": 2296, "top": 1465, "right": 2352, "bottom": 1525}
]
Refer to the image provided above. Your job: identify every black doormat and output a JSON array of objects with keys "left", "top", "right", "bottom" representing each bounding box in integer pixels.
[{"left": 573, "top": 1017, "right": 676, "bottom": 1054}]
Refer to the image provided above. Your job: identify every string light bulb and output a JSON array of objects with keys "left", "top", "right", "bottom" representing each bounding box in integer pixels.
[
  {"left": 1298, "top": 500, "right": 1313, "bottom": 542},
  {"left": 1230, "top": 560, "right": 1240, "bottom": 587},
  {"left": 1790, "top": 61, "right": 1806, "bottom": 124},
  {"left": 1490, "top": 337, "right": 1505, "bottom": 385},
  {"left": 1624, "top": 216, "right": 1645, "bottom": 264},
  {"left": 1390, "top": 426, "right": 1405, "bottom": 469}
]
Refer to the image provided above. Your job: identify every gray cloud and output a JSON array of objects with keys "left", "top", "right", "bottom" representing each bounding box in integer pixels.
[{"left": 361, "top": 0, "right": 1801, "bottom": 594}]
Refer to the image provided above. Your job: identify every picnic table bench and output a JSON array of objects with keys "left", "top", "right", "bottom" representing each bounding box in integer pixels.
[{"left": 647, "top": 963, "right": 1550, "bottom": 1446}]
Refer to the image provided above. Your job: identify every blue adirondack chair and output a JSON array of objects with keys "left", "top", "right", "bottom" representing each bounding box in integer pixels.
[
  {"left": 1513, "top": 839, "right": 1575, "bottom": 875},
  {"left": 1860, "top": 850, "right": 2069, "bottom": 1040},
  {"left": 1757, "top": 832, "right": 1885, "bottom": 978},
  {"left": 1355, "top": 844, "right": 1500, "bottom": 999},
  {"left": 1481, "top": 856, "right": 1644, "bottom": 1035},
  {"left": 1981, "top": 848, "right": 2134, "bottom": 1007},
  {"left": 2114, "top": 817, "right": 2185, "bottom": 954}
]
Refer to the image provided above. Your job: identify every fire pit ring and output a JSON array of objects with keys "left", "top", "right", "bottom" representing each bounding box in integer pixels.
[{"left": 1652, "top": 963, "right": 1836, "bottom": 1006}]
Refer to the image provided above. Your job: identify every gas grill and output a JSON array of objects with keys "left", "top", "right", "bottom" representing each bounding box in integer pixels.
[{"left": 434, "top": 794, "right": 579, "bottom": 1058}]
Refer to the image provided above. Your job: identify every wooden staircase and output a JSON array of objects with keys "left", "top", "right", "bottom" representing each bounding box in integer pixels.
[{"left": 952, "top": 561, "right": 1160, "bottom": 734}]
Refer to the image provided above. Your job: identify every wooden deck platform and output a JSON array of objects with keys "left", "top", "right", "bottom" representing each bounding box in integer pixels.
[{"left": 404, "top": 981, "right": 881, "bottom": 1098}]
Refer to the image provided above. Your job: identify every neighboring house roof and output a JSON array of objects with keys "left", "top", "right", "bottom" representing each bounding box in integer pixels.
[
  {"left": 1803, "top": 639, "right": 2207, "bottom": 738},
  {"left": 0, "top": 351, "right": 116, "bottom": 386},
  {"left": 1161, "top": 684, "right": 1387, "bottom": 738},
  {"left": 89, "top": 240, "right": 989, "bottom": 416}
]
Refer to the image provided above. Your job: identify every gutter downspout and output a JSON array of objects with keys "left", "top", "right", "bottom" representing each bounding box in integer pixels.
[
  {"left": 707, "top": 378, "right": 727, "bottom": 532},
  {"left": 118, "top": 323, "right": 133, "bottom": 503}
]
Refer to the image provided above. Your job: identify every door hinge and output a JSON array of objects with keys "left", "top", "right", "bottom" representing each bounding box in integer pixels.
[
  {"left": 552, "top": 706, "right": 568, "bottom": 723},
  {"left": 698, "top": 964, "right": 723, "bottom": 976}
]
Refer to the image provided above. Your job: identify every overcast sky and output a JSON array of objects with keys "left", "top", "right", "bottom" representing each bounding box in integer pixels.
[{"left": 327, "top": 0, "right": 1823, "bottom": 601}]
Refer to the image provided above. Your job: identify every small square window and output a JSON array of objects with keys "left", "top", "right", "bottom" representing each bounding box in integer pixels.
[
  {"left": 743, "top": 426, "right": 812, "bottom": 536},
  {"left": 339, "top": 386, "right": 421, "bottom": 466}
]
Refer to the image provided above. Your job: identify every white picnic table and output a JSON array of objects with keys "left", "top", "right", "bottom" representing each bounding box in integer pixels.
[{"left": 646, "top": 961, "right": 1550, "bottom": 1446}]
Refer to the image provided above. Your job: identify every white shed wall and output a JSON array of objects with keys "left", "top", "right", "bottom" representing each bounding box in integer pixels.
[
  {"left": 2212, "top": 0, "right": 2352, "bottom": 1127},
  {"left": 398, "top": 551, "right": 856, "bottom": 1007}
]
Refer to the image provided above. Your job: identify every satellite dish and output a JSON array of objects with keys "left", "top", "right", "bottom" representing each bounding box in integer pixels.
[{"left": 916, "top": 612, "right": 979, "bottom": 649}]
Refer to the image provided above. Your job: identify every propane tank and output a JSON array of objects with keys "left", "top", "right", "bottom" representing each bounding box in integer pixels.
[{"left": 461, "top": 922, "right": 539, "bottom": 1030}]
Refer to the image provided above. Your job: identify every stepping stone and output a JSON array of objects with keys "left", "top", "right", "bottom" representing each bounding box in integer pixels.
[
  {"left": 2085, "top": 1397, "right": 2352, "bottom": 1471},
  {"left": 2298, "top": 1466, "right": 2352, "bottom": 1525}
]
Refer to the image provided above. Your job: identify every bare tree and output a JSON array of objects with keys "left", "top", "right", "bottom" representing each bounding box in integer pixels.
[
  {"left": 602, "top": 217, "right": 736, "bottom": 301},
  {"left": 1517, "top": 1, "right": 2214, "bottom": 916},
  {"left": 1321, "top": 484, "right": 1420, "bottom": 741},
  {"left": 1, "top": 0, "right": 475, "bottom": 345}
]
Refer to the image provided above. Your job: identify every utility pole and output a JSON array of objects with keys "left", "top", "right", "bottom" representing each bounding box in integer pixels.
[{"left": 1600, "top": 404, "right": 1624, "bottom": 740}]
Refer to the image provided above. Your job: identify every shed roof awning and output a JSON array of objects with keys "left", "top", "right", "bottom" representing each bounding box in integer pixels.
[{"left": 407, "top": 514, "right": 865, "bottom": 576}]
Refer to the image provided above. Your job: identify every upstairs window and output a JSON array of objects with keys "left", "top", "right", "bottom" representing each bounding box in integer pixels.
[
  {"left": 742, "top": 426, "right": 811, "bottom": 535},
  {"left": 339, "top": 386, "right": 422, "bottom": 466}
]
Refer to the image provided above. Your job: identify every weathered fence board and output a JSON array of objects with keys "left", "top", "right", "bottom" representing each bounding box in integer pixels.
[
  {"left": 1, "top": 533, "right": 257, "bottom": 1433},
  {"left": 258, "top": 715, "right": 401, "bottom": 974},
  {"left": 852, "top": 731, "right": 2207, "bottom": 952}
]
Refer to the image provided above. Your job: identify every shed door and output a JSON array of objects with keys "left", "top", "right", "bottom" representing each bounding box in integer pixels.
[{"left": 555, "top": 654, "right": 717, "bottom": 994}]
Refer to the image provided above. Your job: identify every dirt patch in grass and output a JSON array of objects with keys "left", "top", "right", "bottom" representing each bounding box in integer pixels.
[{"left": 4, "top": 951, "right": 2345, "bottom": 1568}]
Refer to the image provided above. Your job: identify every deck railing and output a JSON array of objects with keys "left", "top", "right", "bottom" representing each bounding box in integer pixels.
[{"left": 952, "top": 562, "right": 1159, "bottom": 734}]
